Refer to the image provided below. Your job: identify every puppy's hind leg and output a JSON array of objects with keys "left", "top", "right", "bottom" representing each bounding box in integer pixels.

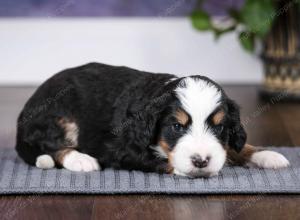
[
  {"left": 227, "top": 144, "right": 290, "bottom": 169},
  {"left": 18, "top": 115, "right": 100, "bottom": 172}
]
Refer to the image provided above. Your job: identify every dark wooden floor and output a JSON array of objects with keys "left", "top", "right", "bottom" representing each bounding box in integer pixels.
[{"left": 0, "top": 85, "right": 300, "bottom": 220}]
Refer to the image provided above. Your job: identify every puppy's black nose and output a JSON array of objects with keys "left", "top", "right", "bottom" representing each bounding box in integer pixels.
[{"left": 191, "top": 154, "right": 209, "bottom": 168}]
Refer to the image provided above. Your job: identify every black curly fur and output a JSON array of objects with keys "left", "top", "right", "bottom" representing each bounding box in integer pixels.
[{"left": 15, "top": 62, "right": 246, "bottom": 173}]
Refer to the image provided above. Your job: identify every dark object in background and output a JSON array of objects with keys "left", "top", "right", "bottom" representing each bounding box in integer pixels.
[{"left": 261, "top": 0, "right": 300, "bottom": 101}]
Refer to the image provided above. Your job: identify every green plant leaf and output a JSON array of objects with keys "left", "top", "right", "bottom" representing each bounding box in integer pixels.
[
  {"left": 239, "top": 31, "right": 255, "bottom": 52},
  {"left": 190, "top": 10, "right": 211, "bottom": 31},
  {"left": 240, "top": 0, "right": 276, "bottom": 38},
  {"left": 214, "top": 26, "right": 236, "bottom": 40}
]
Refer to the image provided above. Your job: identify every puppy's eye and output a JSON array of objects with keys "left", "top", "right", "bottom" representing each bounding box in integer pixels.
[
  {"left": 172, "top": 123, "right": 184, "bottom": 132},
  {"left": 214, "top": 125, "right": 224, "bottom": 134}
]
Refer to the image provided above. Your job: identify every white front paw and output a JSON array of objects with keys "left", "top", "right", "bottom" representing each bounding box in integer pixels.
[
  {"left": 63, "top": 151, "right": 100, "bottom": 172},
  {"left": 249, "top": 151, "right": 290, "bottom": 169}
]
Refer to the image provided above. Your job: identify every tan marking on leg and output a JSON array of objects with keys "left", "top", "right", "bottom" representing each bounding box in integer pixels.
[
  {"left": 158, "top": 139, "right": 170, "bottom": 154},
  {"left": 212, "top": 110, "right": 225, "bottom": 125},
  {"left": 57, "top": 117, "right": 79, "bottom": 147},
  {"left": 55, "top": 148, "right": 74, "bottom": 166},
  {"left": 226, "top": 144, "right": 261, "bottom": 166},
  {"left": 158, "top": 139, "right": 174, "bottom": 174},
  {"left": 167, "top": 152, "right": 175, "bottom": 174},
  {"left": 175, "top": 109, "right": 189, "bottom": 126}
]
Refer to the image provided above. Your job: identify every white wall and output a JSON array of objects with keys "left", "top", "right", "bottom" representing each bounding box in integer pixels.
[{"left": 0, "top": 18, "right": 263, "bottom": 85}]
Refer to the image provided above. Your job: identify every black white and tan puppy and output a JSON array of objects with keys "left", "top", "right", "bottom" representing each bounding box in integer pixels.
[{"left": 16, "top": 63, "right": 290, "bottom": 177}]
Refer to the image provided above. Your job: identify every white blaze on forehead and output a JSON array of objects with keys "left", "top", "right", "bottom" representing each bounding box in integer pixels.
[{"left": 175, "top": 77, "right": 222, "bottom": 132}]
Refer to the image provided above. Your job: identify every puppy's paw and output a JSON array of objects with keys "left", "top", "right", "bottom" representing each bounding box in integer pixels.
[
  {"left": 207, "top": 172, "right": 219, "bottom": 177},
  {"left": 63, "top": 151, "right": 100, "bottom": 172},
  {"left": 173, "top": 169, "right": 188, "bottom": 177},
  {"left": 36, "top": 154, "right": 55, "bottom": 169},
  {"left": 249, "top": 150, "right": 290, "bottom": 169}
]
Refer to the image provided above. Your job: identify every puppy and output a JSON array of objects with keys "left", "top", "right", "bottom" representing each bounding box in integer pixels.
[{"left": 16, "top": 63, "right": 289, "bottom": 177}]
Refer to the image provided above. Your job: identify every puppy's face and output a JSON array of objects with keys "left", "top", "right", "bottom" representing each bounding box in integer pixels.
[{"left": 155, "top": 76, "right": 246, "bottom": 177}]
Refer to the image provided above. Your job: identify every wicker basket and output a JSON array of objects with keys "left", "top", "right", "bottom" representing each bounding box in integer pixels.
[{"left": 260, "top": 0, "right": 300, "bottom": 100}]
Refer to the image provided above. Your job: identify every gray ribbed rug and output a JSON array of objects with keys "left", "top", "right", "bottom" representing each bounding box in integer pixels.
[{"left": 0, "top": 147, "right": 299, "bottom": 194}]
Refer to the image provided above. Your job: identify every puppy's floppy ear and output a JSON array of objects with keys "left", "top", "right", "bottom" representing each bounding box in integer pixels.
[
  {"left": 226, "top": 98, "right": 247, "bottom": 152},
  {"left": 117, "top": 92, "right": 173, "bottom": 148},
  {"left": 138, "top": 92, "right": 173, "bottom": 141}
]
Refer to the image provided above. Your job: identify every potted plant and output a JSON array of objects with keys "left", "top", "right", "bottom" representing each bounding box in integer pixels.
[{"left": 191, "top": 0, "right": 300, "bottom": 100}]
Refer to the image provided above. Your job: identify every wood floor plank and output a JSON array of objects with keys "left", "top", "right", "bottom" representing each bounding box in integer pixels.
[
  {"left": 0, "top": 195, "right": 94, "bottom": 220},
  {"left": 91, "top": 195, "right": 300, "bottom": 220}
]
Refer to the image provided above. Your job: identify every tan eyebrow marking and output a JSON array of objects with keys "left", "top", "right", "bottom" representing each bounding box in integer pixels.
[
  {"left": 212, "top": 110, "right": 225, "bottom": 125},
  {"left": 175, "top": 109, "right": 189, "bottom": 125}
]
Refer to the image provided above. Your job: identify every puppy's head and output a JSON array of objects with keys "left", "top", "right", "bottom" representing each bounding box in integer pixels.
[{"left": 153, "top": 76, "right": 246, "bottom": 177}]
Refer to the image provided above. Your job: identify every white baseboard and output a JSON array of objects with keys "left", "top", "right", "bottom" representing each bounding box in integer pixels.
[{"left": 0, "top": 18, "right": 263, "bottom": 85}]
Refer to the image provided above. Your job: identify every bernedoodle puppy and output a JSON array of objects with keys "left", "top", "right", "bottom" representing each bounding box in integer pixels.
[{"left": 16, "top": 63, "right": 289, "bottom": 177}]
